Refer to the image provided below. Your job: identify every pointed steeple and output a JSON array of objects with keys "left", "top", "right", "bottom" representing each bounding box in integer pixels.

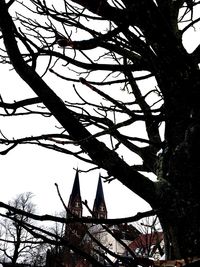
[
  {"left": 93, "top": 175, "right": 107, "bottom": 219},
  {"left": 68, "top": 169, "right": 82, "bottom": 218}
]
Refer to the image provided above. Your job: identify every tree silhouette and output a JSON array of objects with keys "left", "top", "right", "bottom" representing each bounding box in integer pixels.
[
  {"left": 0, "top": 193, "right": 47, "bottom": 265},
  {"left": 0, "top": 0, "right": 200, "bottom": 261}
]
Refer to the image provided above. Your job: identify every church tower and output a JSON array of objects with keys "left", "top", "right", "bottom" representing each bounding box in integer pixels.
[
  {"left": 93, "top": 175, "right": 107, "bottom": 219},
  {"left": 67, "top": 169, "right": 82, "bottom": 218},
  {"left": 65, "top": 169, "right": 85, "bottom": 247}
]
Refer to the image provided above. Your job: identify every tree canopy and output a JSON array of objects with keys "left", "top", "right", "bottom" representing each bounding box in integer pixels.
[{"left": 1, "top": 0, "right": 200, "bottom": 261}]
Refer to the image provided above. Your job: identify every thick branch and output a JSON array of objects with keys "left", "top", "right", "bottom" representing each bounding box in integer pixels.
[
  {"left": 0, "top": 0, "right": 158, "bottom": 205},
  {"left": 0, "top": 201, "right": 155, "bottom": 224},
  {"left": 70, "top": 0, "right": 127, "bottom": 23}
]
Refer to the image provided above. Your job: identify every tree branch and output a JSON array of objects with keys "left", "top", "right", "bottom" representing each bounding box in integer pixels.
[
  {"left": 0, "top": 0, "right": 158, "bottom": 205},
  {"left": 0, "top": 200, "right": 155, "bottom": 225}
]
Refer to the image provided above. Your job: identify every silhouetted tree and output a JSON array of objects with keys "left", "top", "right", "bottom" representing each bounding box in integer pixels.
[
  {"left": 0, "top": 193, "right": 46, "bottom": 265},
  {"left": 0, "top": 0, "right": 200, "bottom": 261},
  {"left": 132, "top": 216, "right": 164, "bottom": 260}
]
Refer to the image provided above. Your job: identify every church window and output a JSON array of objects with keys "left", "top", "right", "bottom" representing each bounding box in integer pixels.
[
  {"left": 74, "top": 210, "right": 80, "bottom": 215},
  {"left": 100, "top": 205, "right": 104, "bottom": 211}
]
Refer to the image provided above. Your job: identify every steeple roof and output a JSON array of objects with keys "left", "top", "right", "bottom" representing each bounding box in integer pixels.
[
  {"left": 68, "top": 169, "right": 81, "bottom": 206},
  {"left": 93, "top": 175, "right": 105, "bottom": 210}
]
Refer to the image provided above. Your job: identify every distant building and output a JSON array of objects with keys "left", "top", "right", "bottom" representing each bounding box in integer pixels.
[
  {"left": 129, "top": 232, "right": 164, "bottom": 260},
  {"left": 45, "top": 170, "right": 140, "bottom": 267}
]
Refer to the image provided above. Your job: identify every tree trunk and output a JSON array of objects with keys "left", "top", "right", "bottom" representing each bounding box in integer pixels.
[
  {"left": 157, "top": 107, "right": 200, "bottom": 260},
  {"left": 158, "top": 198, "right": 200, "bottom": 260}
]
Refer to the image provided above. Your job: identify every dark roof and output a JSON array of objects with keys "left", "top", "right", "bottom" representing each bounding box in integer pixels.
[
  {"left": 93, "top": 175, "right": 106, "bottom": 210},
  {"left": 68, "top": 169, "right": 81, "bottom": 205},
  {"left": 129, "top": 232, "right": 164, "bottom": 251},
  {"left": 111, "top": 224, "right": 140, "bottom": 241}
]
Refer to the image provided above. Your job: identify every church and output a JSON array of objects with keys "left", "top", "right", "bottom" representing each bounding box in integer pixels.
[
  {"left": 67, "top": 169, "right": 108, "bottom": 220},
  {"left": 45, "top": 170, "right": 139, "bottom": 267}
]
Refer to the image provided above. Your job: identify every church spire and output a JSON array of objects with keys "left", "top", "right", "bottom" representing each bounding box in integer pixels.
[
  {"left": 68, "top": 169, "right": 82, "bottom": 218},
  {"left": 93, "top": 175, "right": 107, "bottom": 219}
]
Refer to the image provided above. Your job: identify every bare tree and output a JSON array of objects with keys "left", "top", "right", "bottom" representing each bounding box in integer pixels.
[
  {"left": 131, "top": 216, "right": 164, "bottom": 260},
  {"left": 0, "top": 194, "right": 158, "bottom": 266},
  {"left": 0, "top": 0, "right": 200, "bottom": 261},
  {"left": 0, "top": 192, "right": 46, "bottom": 265}
]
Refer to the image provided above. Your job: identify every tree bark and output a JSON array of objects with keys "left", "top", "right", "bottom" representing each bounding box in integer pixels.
[{"left": 157, "top": 99, "right": 200, "bottom": 259}]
